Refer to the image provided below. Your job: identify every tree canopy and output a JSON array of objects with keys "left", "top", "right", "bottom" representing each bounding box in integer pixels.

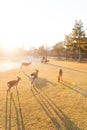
[{"left": 65, "top": 20, "right": 87, "bottom": 61}]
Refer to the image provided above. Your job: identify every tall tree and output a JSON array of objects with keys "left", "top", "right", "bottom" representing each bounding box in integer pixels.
[
  {"left": 65, "top": 20, "right": 87, "bottom": 61},
  {"left": 38, "top": 45, "right": 46, "bottom": 56},
  {"left": 52, "top": 41, "right": 65, "bottom": 58}
]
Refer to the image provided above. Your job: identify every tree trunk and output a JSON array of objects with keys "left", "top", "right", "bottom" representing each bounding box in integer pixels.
[{"left": 78, "top": 47, "right": 82, "bottom": 62}]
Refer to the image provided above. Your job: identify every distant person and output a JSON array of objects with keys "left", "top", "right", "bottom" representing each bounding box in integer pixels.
[
  {"left": 58, "top": 68, "right": 63, "bottom": 82},
  {"left": 41, "top": 56, "right": 49, "bottom": 63},
  {"left": 41, "top": 56, "right": 45, "bottom": 63}
]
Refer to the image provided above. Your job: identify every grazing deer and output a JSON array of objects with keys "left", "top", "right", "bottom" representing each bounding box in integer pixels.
[
  {"left": 7, "top": 76, "right": 21, "bottom": 92},
  {"left": 58, "top": 68, "right": 63, "bottom": 82},
  {"left": 21, "top": 62, "right": 31, "bottom": 67},
  {"left": 29, "top": 69, "right": 39, "bottom": 89}
]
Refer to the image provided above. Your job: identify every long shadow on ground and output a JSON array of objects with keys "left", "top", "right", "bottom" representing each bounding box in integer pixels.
[
  {"left": 35, "top": 77, "right": 57, "bottom": 88},
  {"left": 47, "top": 63, "right": 87, "bottom": 74},
  {"left": 32, "top": 85, "right": 81, "bottom": 130},
  {"left": 60, "top": 80, "right": 87, "bottom": 97},
  {"left": 5, "top": 90, "right": 25, "bottom": 130}
]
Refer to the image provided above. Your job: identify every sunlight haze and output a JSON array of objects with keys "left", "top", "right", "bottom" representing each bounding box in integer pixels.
[{"left": 0, "top": 0, "right": 87, "bottom": 51}]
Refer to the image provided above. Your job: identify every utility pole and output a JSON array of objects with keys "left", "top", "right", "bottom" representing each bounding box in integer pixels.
[{"left": 46, "top": 43, "right": 47, "bottom": 60}]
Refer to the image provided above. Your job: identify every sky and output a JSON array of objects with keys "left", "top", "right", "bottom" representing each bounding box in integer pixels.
[{"left": 0, "top": 0, "right": 87, "bottom": 52}]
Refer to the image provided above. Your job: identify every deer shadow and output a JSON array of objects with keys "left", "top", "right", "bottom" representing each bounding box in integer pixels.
[
  {"left": 32, "top": 86, "right": 81, "bottom": 130},
  {"left": 34, "top": 77, "right": 57, "bottom": 89},
  {"left": 5, "top": 89, "right": 25, "bottom": 130}
]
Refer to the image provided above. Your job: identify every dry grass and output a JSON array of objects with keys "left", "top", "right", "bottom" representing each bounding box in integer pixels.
[{"left": 0, "top": 59, "right": 87, "bottom": 130}]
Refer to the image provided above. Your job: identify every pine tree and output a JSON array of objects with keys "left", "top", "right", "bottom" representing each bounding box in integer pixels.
[{"left": 65, "top": 20, "right": 87, "bottom": 61}]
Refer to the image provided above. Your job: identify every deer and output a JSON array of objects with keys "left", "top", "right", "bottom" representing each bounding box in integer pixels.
[
  {"left": 21, "top": 62, "right": 31, "bottom": 67},
  {"left": 29, "top": 69, "right": 39, "bottom": 90},
  {"left": 58, "top": 68, "right": 63, "bottom": 82},
  {"left": 7, "top": 76, "right": 21, "bottom": 92}
]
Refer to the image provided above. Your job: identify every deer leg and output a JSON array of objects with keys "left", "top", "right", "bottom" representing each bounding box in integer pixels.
[
  {"left": 7, "top": 86, "right": 11, "bottom": 92},
  {"left": 61, "top": 76, "right": 62, "bottom": 81},
  {"left": 58, "top": 76, "right": 60, "bottom": 82}
]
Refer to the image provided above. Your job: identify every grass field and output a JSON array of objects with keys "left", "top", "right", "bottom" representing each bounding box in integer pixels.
[{"left": 0, "top": 59, "right": 87, "bottom": 130}]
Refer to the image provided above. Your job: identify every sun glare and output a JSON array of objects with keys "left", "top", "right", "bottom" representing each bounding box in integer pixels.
[{"left": 3, "top": 43, "right": 16, "bottom": 53}]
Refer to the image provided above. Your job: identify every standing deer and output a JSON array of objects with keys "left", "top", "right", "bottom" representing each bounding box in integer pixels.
[
  {"left": 29, "top": 69, "right": 39, "bottom": 90},
  {"left": 7, "top": 76, "right": 21, "bottom": 92}
]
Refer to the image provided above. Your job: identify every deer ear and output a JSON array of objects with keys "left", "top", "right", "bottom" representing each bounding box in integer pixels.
[
  {"left": 17, "top": 76, "right": 21, "bottom": 80},
  {"left": 35, "top": 69, "right": 39, "bottom": 72},
  {"left": 35, "top": 68, "right": 39, "bottom": 71}
]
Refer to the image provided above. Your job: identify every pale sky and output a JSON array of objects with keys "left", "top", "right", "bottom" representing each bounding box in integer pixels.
[{"left": 0, "top": 0, "right": 87, "bottom": 51}]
